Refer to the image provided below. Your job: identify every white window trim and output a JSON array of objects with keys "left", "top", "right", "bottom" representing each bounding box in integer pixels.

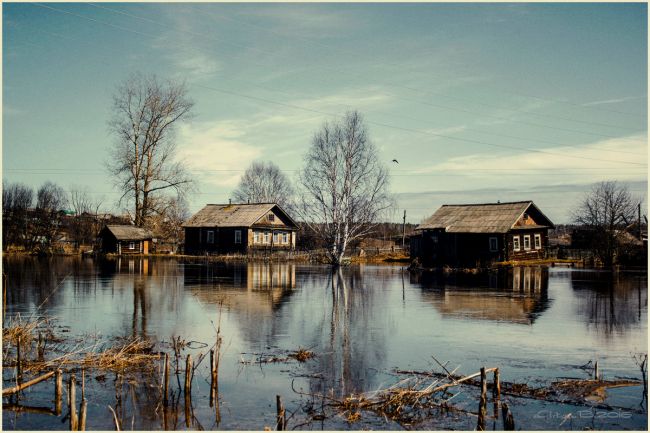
[
  {"left": 524, "top": 235, "right": 531, "bottom": 250},
  {"left": 489, "top": 236, "right": 498, "bottom": 252},
  {"left": 534, "top": 234, "right": 541, "bottom": 249},
  {"left": 129, "top": 242, "right": 135, "bottom": 250},
  {"left": 513, "top": 235, "right": 520, "bottom": 252},
  {"left": 282, "top": 233, "right": 288, "bottom": 244},
  {"left": 254, "top": 231, "right": 259, "bottom": 244},
  {"left": 234, "top": 230, "right": 242, "bottom": 244},
  {"left": 264, "top": 232, "right": 270, "bottom": 244}
]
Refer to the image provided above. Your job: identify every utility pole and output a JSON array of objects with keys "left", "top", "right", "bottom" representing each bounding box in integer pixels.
[
  {"left": 402, "top": 209, "right": 406, "bottom": 249},
  {"left": 639, "top": 202, "right": 642, "bottom": 241}
]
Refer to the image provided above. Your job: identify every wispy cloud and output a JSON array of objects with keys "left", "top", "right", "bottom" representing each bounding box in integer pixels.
[
  {"left": 176, "top": 121, "right": 262, "bottom": 188},
  {"left": 582, "top": 95, "right": 647, "bottom": 107}
]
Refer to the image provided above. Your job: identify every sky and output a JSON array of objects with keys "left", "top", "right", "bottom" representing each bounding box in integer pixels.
[{"left": 2, "top": 2, "right": 648, "bottom": 224}]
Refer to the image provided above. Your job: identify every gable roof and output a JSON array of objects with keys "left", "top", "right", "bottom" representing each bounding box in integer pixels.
[
  {"left": 416, "top": 201, "right": 554, "bottom": 233},
  {"left": 183, "top": 203, "right": 298, "bottom": 229},
  {"left": 104, "top": 225, "right": 154, "bottom": 241}
]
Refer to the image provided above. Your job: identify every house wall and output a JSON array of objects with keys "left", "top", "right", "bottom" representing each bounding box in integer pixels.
[
  {"left": 418, "top": 230, "right": 507, "bottom": 267},
  {"left": 184, "top": 227, "right": 249, "bottom": 255},
  {"left": 506, "top": 230, "right": 548, "bottom": 261}
]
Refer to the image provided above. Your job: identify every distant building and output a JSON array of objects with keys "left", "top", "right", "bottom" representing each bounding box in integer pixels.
[
  {"left": 98, "top": 225, "right": 154, "bottom": 255},
  {"left": 411, "top": 201, "right": 554, "bottom": 267},
  {"left": 183, "top": 203, "right": 298, "bottom": 255}
]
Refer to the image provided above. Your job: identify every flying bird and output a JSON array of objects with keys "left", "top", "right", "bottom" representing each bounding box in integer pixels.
[{"left": 392, "top": 159, "right": 399, "bottom": 164}]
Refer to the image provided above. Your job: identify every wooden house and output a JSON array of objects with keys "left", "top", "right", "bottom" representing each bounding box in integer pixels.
[
  {"left": 412, "top": 201, "right": 554, "bottom": 267},
  {"left": 99, "top": 225, "right": 154, "bottom": 255},
  {"left": 183, "top": 203, "right": 298, "bottom": 255}
]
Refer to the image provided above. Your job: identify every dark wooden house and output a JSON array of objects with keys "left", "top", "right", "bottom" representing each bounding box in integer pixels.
[
  {"left": 412, "top": 201, "right": 554, "bottom": 267},
  {"left": 183, "top": 203, "right": 298, "bottom": 255},
  {"left": 99, "top": 225, "right": 154, "bottom": 255}
]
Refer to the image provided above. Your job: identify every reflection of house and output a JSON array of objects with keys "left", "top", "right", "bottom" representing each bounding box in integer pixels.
[
  {"left": 413, "top": 267, "right": 550, "bottom": 324},
  {"left": 99, "top": 225, "right": 153, "bottom": 255},
  {"left": 183, "top": 203, "right": 298, "bottom": 255},
  {"left": 412, "top": 201, "right": 554, "bottom": 267}
]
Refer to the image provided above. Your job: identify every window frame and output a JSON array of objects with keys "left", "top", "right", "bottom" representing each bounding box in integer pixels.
[
  {"left": 489, "top": 236, "right": 498, "bottom": 252},
  {"left": 273, "top": 232, "right": 278, "bottom": 244},
  {"left": 264, "top": 232, "right": 270, "bottom": 244},
  {"left": 207, "top": 230, "right": 215, "bottom": 244},
  {"left": 534, "top": 234, "right": 541, "bottom": 249},
  {"left": 234, "top": 230, "right": 242, "bottom": 244},
  {"left": 523, "top": 235, "right": 531, "bottom": 250},
  {"left": 129, "top": 242, "right": 135, "bottom": 250},
  {"left": 513, "top": 235, "right": 520, "bottom": 252},
  {"left": 268, "top": 214, "right": 275, "bottom": 222},
  {"left": 282, "top": 232, "right": 288, "bottom": 244},
  {"left": 253, "top": 231, "right": 259, "bottom": 244}
]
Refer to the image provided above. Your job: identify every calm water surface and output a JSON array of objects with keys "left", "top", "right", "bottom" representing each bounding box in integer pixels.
[{"left": 2, "top": 257, "right": 647, "bottom": 430}]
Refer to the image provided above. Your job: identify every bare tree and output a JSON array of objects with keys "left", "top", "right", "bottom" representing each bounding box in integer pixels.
[
  {"left": 30, "top": 181, "right": 68, "bottom": 252},
  {"left": 146, "top": 196, "right": 190, "bottom": 253},
  {"left": 232, "top": 161, "right": 294, "bottom": 209},
  {"left": 298, "top": 111, "right": 391, "bottom": 265},
  {"left": 108, "top": 73, "right": 194, "bottom": 227},
  {"left": 2, "top": 181, "right": 34, "bottom": 250},
  {"left": 69, "top": 186, "right": 105, "bottom": 248},
  {"left": 572, "top": 181, "right": 638, "bottom": 267}
]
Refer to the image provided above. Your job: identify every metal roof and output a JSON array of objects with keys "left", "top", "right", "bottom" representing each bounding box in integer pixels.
[
  {"left": 105, "top": 225, "right": 154, "bottom": 241},
  {"left": 183, "top": 203, "right": 297, "bottom": 228},
  {"left": 416, "top": 201, "right": 553, "bottom": 233}
]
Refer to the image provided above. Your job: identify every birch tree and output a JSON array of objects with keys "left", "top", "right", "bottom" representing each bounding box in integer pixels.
[
  {"left": 572, "top": 181, "right": 638, "bottom": 267},
  {"left": 108, "top": 73, "right": 194, "bottom": 227},
  {"left": 298, "top": 111, "right": 391, "bottom": 265},
  {"left": 232, "top": 161, "right": 294, "bottom": 210}
]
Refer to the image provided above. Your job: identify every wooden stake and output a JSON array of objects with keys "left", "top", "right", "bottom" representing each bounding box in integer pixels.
[
  {"left": 70, "top": 374, "right": 78, "bottom": 431},
  {"left": 594, "top": 360, "right": 600, "bottom": 381},
  {"left": 184, "top": 354, "right": 192, "bottom": 398},
  {"left": 163, "top": 353, "right": 169, "bottom": 408},
  {"left": 209, "top": 349, "right": 215, "bottom": 407},
  {"left": 502, "top": 402, "right": 515, "bottom": 430},
  {"left": 2, "top": 370, "right": 55, "bottom": 396},
  {"left": 477, "top": 367, "right": 487, "bottom": 431},
  {"left": 37, "top": 332, "right": 45, "bottom": 361},
  {"left": 16, "top": 335, "right": 22, "bottom": 385},
  {"left": 493, "top": 368, "right": 501, "bottom": 400},
  {"left": 81, "top": 369, "right": 85, "bottom": 400},
  {"left": 55, "top": 369, "right": 63, "bottom": 415},
  {"left": 3, "top": 272, "right": 7, "bottom": 328},
  {"left": 79, "top": 399, "right": 87, "bottom": 431},
  {"left": 276, "top": 395, "right": 286, "bottom": 430}
]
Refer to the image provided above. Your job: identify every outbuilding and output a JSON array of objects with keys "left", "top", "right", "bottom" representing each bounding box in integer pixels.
[
  {"left": 98, "top": 225, "right": 154, "bottom": 255},
  {"left": 411, "top": 201, "right": 554, "bottom": 267}
]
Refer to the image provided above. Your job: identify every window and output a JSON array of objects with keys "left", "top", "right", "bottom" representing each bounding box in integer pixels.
[
  {"left": 273, "top": 232, "right": 278, "bottom": 244},
  {"left": 283, "top": 233, "right": 288, "bottom": 244},
  {"left": 534, "top": 234, "right": 541, "bottom": 249},
  {"left": 234, "top": 230, "right": 242, "bottom": 244},
  {"left": 489, "top": 237, "right": 498, "bottom": 252},
  {"left": 264, "top": 232, "right": 270, "bottom": 243},
  {"left": 207, "top": 230, "right": 214, "bottom": 244},
  {"left": 253, "top": 231, "right": 259, "bottom": 243},
  {"left": 513, "top": 236, "right": 520, "bottom": 251},
  {"left": 524, "top": 235, "right": 531, "bottom": 250},
  {"left": 129, "top": 242, "right": 135, "bottom": 250},
  {"left": 268, "top": 214, "right": 275, "bottom": 222}
]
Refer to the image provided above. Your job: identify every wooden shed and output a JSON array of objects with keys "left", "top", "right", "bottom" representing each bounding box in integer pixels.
[
  {"left": 98, "top": 225, "right": 154, "bottom": 255},
  {"left": 183, "top": 203, "right": 298, "bottom": 255},
  {"left": 412, "top": 201, "right": 554, "bottom": 267}
]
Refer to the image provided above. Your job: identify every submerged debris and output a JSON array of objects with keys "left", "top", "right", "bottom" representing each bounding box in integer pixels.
[{"left": 241, "top": 348, "right": 316, "bottom": 364}]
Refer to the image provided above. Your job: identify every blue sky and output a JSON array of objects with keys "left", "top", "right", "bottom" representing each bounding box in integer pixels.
[{"left": 3, "top": 2, "right": 647, "bottom": 224}]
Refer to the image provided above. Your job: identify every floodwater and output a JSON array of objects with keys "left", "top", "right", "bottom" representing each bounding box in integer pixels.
[{"left": 2, "top": 256, "right": 647, "bottom": 430}]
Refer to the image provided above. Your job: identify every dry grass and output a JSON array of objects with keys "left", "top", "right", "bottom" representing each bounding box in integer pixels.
[
  {"left": 2, "top": 314, "right": 46, "bottom": 347},
  {"left": 289, "top": 348, "right": 315, "bottom": 362}
]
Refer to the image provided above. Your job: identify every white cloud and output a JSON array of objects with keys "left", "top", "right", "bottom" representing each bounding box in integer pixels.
[
  {"left": 583, "top": 95, "right": 646, "bottom": 107},
  {"left": 177, "top": 121, "right": 262, "bottom": 188}
]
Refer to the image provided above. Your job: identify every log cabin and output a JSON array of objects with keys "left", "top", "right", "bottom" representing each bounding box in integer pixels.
[
  {"left": 98, "top": 225, "right": 154, "bottom": 255},
  {"left": 183, "top": 203, "right": 298, "bottom": 255},
  {"left": 411, "top": 201, "right": 554, "bottom": 267}
]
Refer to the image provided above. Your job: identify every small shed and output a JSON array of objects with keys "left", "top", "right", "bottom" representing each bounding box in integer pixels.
[
  {"left": 99, "top": 225, "right": 154, "bottom": 255},
  {"left": 412, "top": 201, "right": 554, "bottom": 267},
  {"left": 183, "top": 203, "right": 298, "bottom": 255}
]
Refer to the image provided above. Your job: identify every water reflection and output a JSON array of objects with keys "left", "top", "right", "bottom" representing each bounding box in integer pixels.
[
  {"left": 570, "top": 270, "right": 648, "bottom": 338},
  {"left": 411, "top": 267, "right": 551, "bottom": 324}
]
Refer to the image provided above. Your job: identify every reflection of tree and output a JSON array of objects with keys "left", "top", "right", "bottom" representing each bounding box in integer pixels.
[
  {"left": 412, "top": 267, "right": 551, "bottom": 324},
  {"left": 571, "top": 271, "right": 647, "bottom": 337}
]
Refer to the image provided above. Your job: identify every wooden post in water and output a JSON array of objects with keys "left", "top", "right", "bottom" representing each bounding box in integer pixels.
[
  {"left": 163, "top": 353, "right": 170, "bottom": 408},
  {"left": 209, "top": 349, "right": 215, "bottom": 407},
  {"left": 184, "top": 354, "right": 192, "bottom": 398},
  {"left": 37, "top": 332, "right": 45, "bottom": 361},
  {"left": 477, "top": 367, "right": 487, "bottom": 431},
  {"left": 79, "top": 399, "right": 87, "bottom": 431},
  {"left": 493, "top": 368, "right": 501, "bottom": 400},
  {"left": 276, "top": 395, "right": 286, "bottom": 430},
  {"left": 502, "top": 402, "right": 515, "bottom": 430},
  {"left": 3, "top": 272, "right": 7, "bottom": 327},
  {"left": 594, "top": 360, "right": 600, "bottom": 381},
  {"left": 81, "top": 369, "right": 85, "bottom": 400},
  {"left": 16, "top": 335, "right": 22, "bottom": 385},
  {"left": 69, "top": 374, "right": 78, "bottom": 431},
  {"left": 55, "top": 369, "right": 63, "bottom": 415}
]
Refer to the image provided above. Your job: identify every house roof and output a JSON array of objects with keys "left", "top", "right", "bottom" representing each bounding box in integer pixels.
[
  {"left": 183, "top": 203, "right": 298, "bottom": 229},
  {"left": 416, "top": 201, "right": 554, "bottom": 233},
  {"left": 105, "top": 225, "right": 154, "bottom": 241}
]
